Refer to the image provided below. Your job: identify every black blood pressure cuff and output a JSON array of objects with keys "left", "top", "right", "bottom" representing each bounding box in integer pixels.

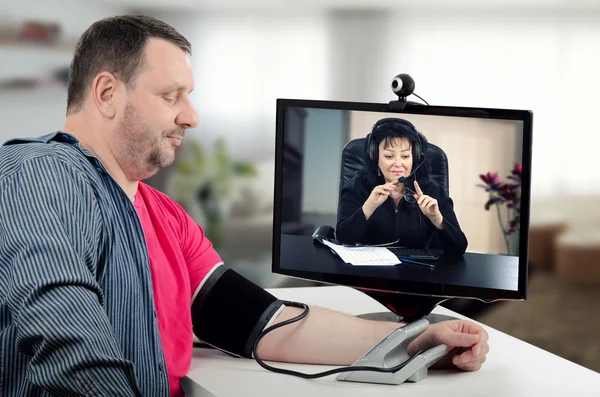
[{"left": 191, "top": 266, "right": 283, "bottom": 358}]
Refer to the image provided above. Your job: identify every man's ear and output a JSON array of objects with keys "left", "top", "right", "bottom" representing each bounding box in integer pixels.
[{"left": 91, "top": 72, "right": 119, "bottom": 119}]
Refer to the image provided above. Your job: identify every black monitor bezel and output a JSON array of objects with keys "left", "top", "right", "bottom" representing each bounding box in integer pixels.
[{"left": 272, "top": 98, "right": 533, "bottom": 302}]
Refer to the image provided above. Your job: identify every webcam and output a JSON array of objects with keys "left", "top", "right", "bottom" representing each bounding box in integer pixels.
[
  {"left": 391, "top": 74, "right": 416, "bottom": 99},
  {"left": 389, "top": 73, "right": 428, "bottom": 110}
]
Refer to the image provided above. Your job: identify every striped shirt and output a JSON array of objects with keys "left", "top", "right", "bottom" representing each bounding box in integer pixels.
[{"left": 0, "top": 132, "right": 172, "bottom": 396}]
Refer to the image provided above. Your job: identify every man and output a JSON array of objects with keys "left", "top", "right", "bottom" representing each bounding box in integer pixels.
[{"left": 0, "top": 15, "right": 488, "bottom": 396}]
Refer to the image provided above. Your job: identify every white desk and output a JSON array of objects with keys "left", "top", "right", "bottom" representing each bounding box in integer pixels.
[{"left": 183, "top": 286, "right": 600, "bottom": 397}]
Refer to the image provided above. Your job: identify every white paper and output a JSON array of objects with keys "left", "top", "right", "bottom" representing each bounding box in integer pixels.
[{"left": 322, "top": 240, "right": 401, "bottom": 266}]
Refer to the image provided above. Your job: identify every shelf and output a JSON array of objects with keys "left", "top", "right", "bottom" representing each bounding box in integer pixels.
[
  {"left": 0, "top": 40, "right": 73, "bottom": 85},
  {"left": 0, "top": 38, "right": 75, "bottom": 52}
]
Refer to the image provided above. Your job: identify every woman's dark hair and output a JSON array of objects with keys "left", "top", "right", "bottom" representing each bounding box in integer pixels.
[
  {"left": 359, "top": 117, "right": 432, "bottom": 188},
  {"left": 66, "top": 15, "right": 191, "bottom": 115}
]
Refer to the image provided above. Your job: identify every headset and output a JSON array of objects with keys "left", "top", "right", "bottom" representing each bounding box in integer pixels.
[{"left": 366, "top": 118, "right": 426, "bottom": 169}]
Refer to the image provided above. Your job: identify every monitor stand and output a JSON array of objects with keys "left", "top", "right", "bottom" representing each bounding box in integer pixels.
[{"left": 354, "top": 289, "right": 459, "bottom": 323}]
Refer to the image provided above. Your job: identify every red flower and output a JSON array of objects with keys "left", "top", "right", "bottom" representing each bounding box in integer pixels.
[
  {"left": 478, "top": 172, "right": 503, "bottom": 191},
  {"left": 507, "top": 162, "right": 522, "bottom": 183},
  {"left": 498, "top": 183, "right": 518, "bottom": 201}
]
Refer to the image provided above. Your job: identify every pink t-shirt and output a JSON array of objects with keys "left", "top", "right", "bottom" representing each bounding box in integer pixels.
[{"left": 134, "top": 182, "right": 222, "bottom": 396}]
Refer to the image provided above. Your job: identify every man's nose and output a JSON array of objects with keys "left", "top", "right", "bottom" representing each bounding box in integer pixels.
[{"left": 176, "top": 100, "right": 199, "bottom": 129}]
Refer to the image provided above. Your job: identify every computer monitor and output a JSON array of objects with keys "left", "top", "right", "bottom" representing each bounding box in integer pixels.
[{"left": 272, "top": 98, "right": 533, "bottom": 321}]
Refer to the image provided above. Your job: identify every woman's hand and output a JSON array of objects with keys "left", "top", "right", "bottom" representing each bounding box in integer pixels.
[
  {"left": 413, "top": 180, "right": 443, "bottom": 228},
  {"left": 362, "top": 180, "right": 398, "bottom": 220},
  {"left": 407, "top": 319, "right": 490, "bottom": 372},
  {"left": 366, "top": 180, "right": 398, "bottom": 208}
]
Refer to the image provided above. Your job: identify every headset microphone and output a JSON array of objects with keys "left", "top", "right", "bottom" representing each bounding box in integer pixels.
[{"left": 397, "top": 158, "right": 426, "bottom": 184}]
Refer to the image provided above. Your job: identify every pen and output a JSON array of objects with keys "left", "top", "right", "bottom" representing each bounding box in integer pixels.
[{"left": 398, "top": 257, "right": 435, "bottom": 269}]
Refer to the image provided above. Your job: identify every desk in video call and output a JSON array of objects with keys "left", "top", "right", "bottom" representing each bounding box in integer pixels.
[{"left": 279, "top": 234, "right": 519, "bottom": 292}]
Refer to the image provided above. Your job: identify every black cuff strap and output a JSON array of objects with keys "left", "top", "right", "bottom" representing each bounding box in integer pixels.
[
  {"left": 243, "top": 300, "right": 283, "bottom": 357},
  {"left": 191, "top": 267, "right": 281, "bottom": 358}
]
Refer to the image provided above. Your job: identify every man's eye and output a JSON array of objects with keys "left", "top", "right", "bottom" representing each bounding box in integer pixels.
[{"left": 164, "top": 97, "right": 176, "bottom": 104}]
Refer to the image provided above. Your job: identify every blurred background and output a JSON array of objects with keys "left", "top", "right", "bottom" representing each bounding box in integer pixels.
[{"left": 2, "top": 0, "right": 599, "bottom": 374}]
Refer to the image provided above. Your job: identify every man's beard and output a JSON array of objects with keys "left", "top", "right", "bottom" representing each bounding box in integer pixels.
[
  {"left": 117, "top": 103, "right": 184, "bottom": 180},
  {"left": 144, "top": 128, "right": 184, "bottom": 170}
]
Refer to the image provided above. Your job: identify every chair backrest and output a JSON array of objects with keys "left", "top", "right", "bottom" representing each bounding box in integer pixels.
[{"left": 339, "top": 137, "right": 449, "bottom": 196}]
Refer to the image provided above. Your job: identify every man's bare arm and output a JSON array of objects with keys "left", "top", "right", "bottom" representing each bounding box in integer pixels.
[
  {"left": 256, "top": 305, "right": 489, "bottom": 371},
  {"left": 256, "top": 305, "right": 402, "bottom": 365}
]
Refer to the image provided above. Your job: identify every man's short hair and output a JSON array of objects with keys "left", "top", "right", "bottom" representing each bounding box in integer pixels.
[{"left": 66, "top": 15, "right": 191, "bottom": 115}]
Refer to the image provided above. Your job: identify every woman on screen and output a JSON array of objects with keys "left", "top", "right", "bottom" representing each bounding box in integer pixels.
[{"left": 336, "top": 117, "right": 468, "bottom": 256}]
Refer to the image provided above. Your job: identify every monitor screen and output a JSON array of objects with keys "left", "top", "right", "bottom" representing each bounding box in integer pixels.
[{"left": 272, "top": 99, "right": 532, "bottom": 304}]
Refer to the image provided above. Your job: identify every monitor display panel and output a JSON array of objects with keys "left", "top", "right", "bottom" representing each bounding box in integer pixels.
[{"left": 272, "top": 99, "right": 532, "bottom": 303}]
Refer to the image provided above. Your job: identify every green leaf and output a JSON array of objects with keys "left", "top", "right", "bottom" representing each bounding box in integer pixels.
[{"left": 232, "top": 162, "right": 257, "bottom": 176}]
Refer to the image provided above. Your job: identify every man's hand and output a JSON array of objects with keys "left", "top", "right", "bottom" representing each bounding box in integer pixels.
[{"left": 406, "top": 320, "right": 489, "bottom": 372}]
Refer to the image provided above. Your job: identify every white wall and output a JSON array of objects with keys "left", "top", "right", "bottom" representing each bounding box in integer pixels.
[
  {"left": 0, "top": 87, "right": 70, "bottom": 143},
  {"left": 0, "top": 1, "right": 127, "bottom": 144},
  {"left": 149, "top": 11, "right": 331, "bottom": 163},
  {"left": 326, "top": 10, "right": 391, "bottom": 103},
  {"left": 378, "top": 10, "right": 600, "bottom": 197},
  {"left": 4, "top": 4, "right": 600, "bottom": 200}
]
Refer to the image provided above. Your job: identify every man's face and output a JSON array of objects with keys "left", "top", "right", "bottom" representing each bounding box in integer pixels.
[{"left": 111, "top": 37, "right": 198, "bottom": 181}]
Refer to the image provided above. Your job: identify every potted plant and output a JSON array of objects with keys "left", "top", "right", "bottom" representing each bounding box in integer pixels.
[
  {"left": 168, "top": 138, "right": 256, "bottom": 248},
  {"left": 477, "top": 162, "right": 522, "bottom": 255}
]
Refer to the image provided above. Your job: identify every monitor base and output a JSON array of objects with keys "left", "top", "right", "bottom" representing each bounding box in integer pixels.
[
  {"left": 355, "top": 288, "right": 450, "bottom": 323},
  {"left": 357, "top": 311, "right": 460, "bottom": 324}
]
